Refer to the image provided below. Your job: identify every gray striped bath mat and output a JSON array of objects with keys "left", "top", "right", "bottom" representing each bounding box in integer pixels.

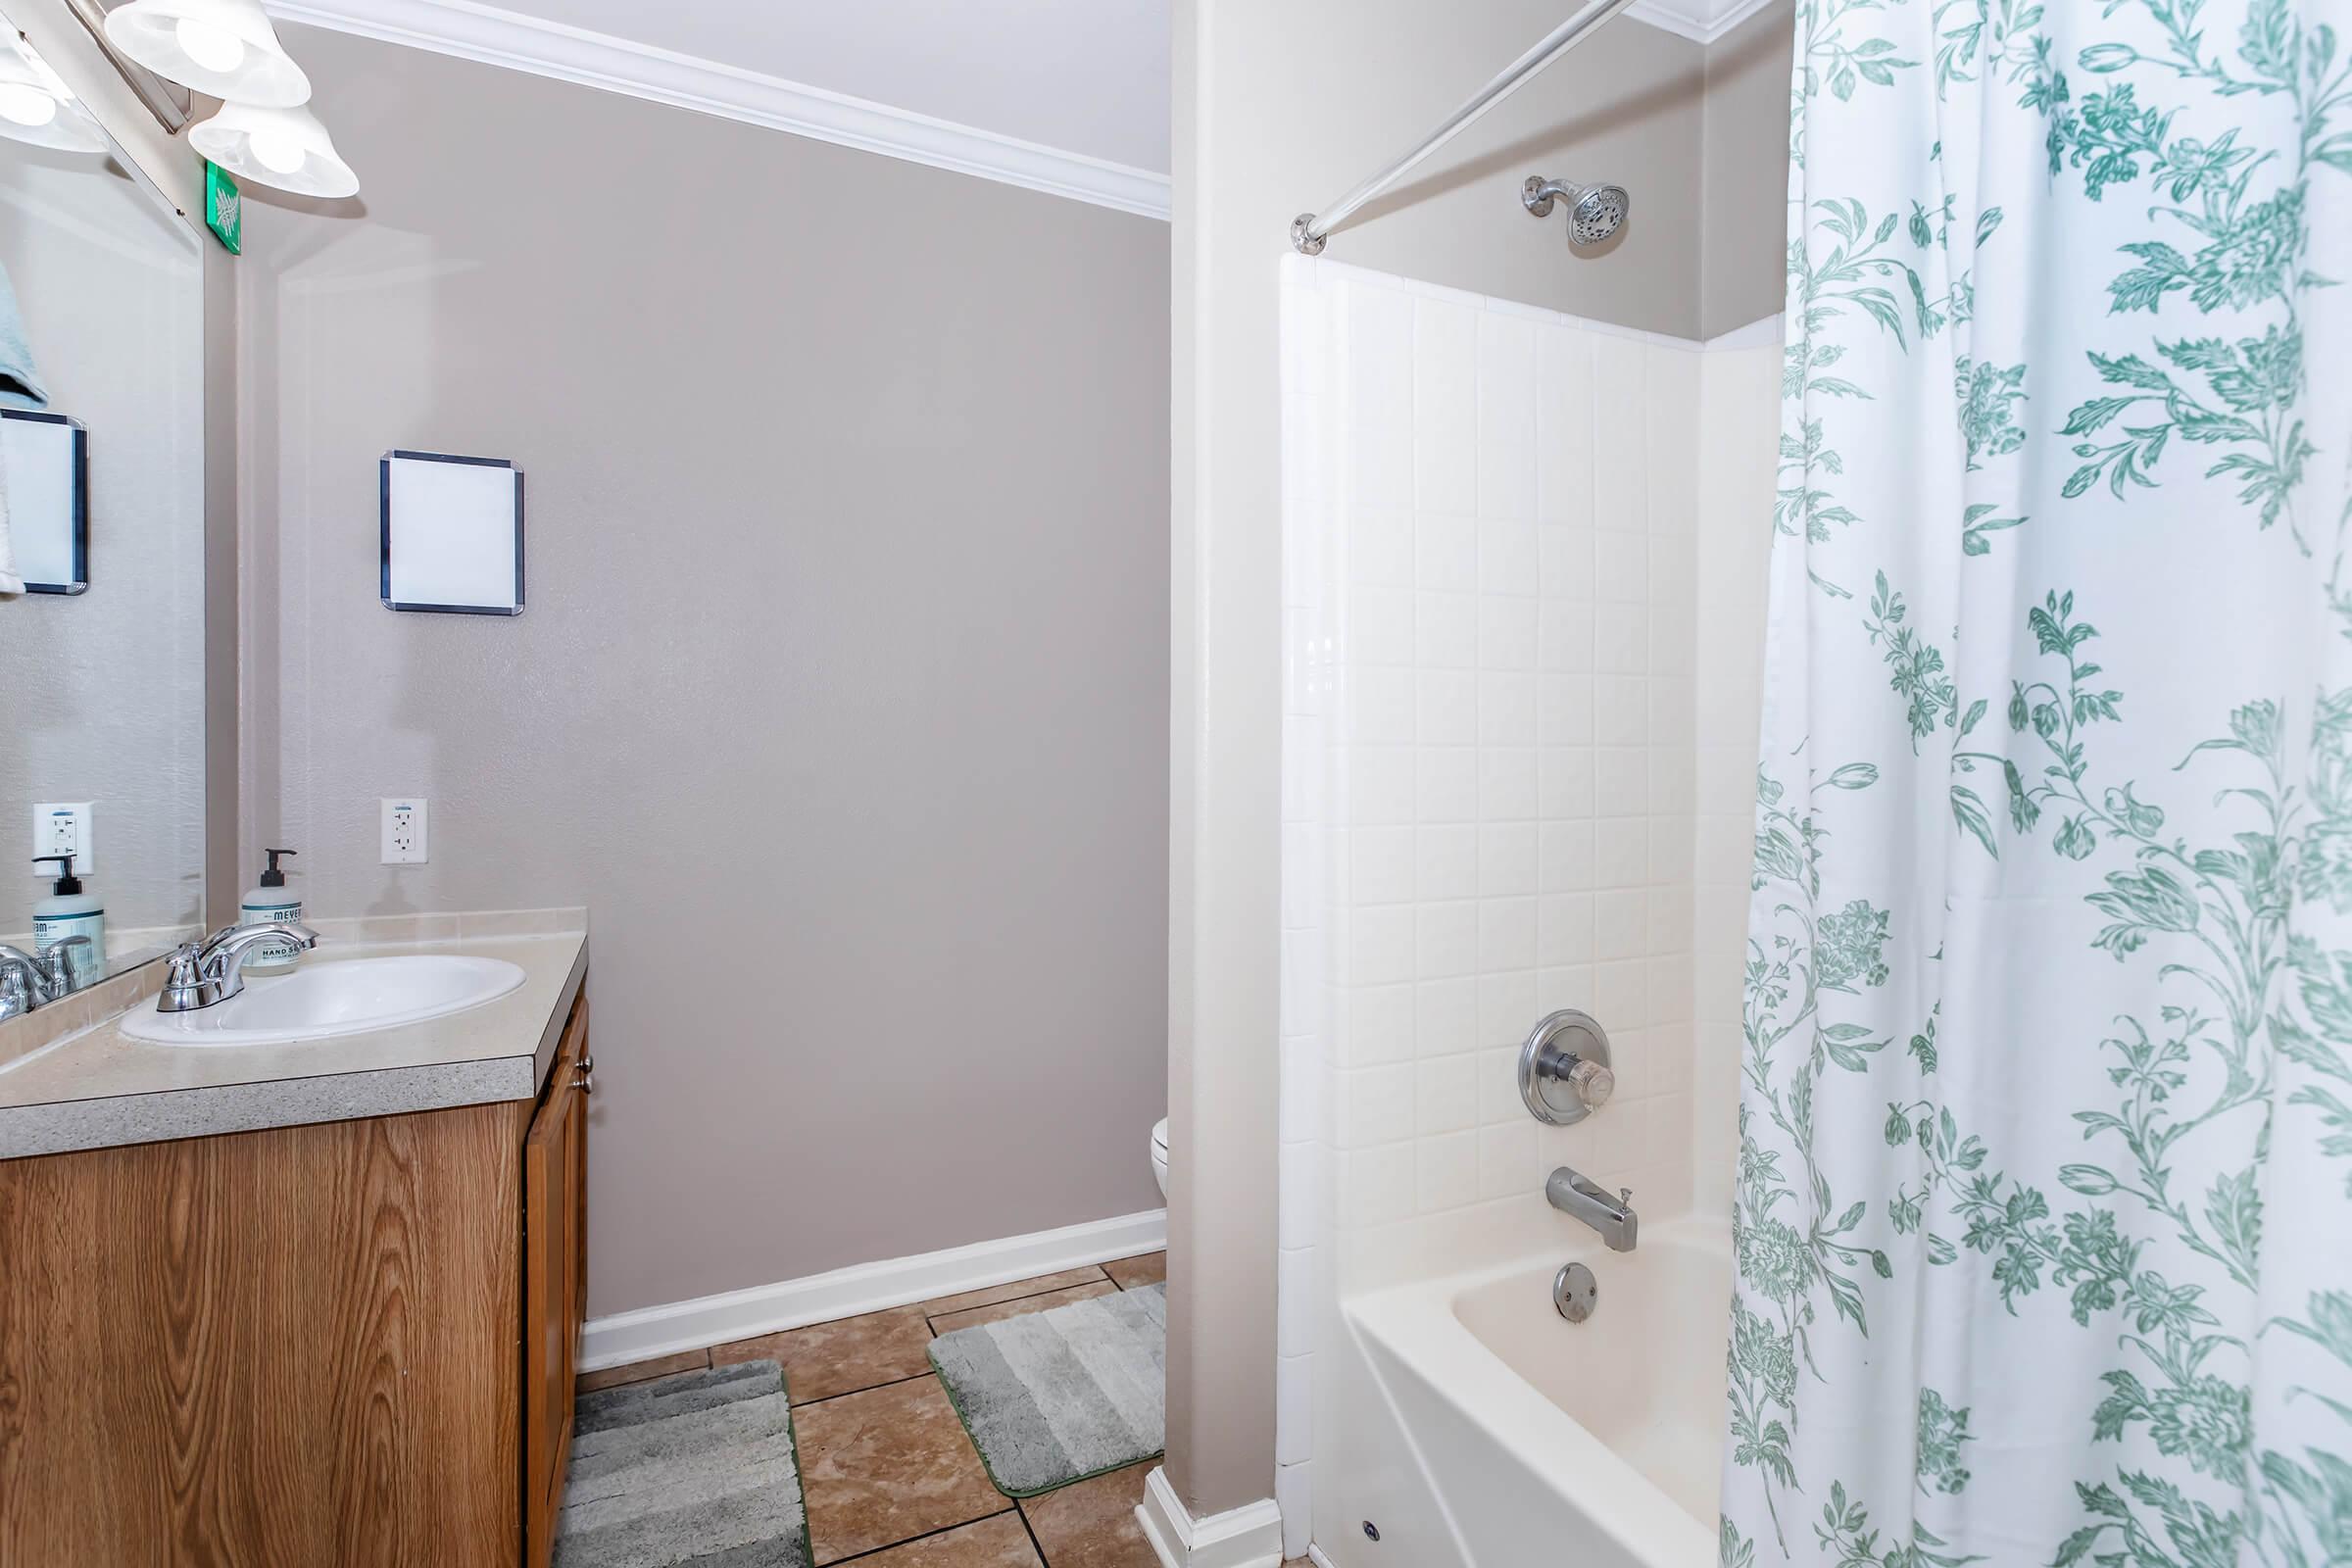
[
  {"left": 556, "top": 1359, "right": 808, "bottom": 1567},
  {"left": 928, "top": 1281, "right": 1166, "bottom": 1497}
]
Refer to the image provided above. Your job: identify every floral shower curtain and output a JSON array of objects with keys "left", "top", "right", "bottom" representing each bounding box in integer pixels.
[{"left": 1722, "top": 2, "right": 2352, "bottom": 1566}]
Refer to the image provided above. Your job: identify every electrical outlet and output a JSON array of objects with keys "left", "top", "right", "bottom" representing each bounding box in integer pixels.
[
  {"left": 380, "top": 798, "right": 428, "bottom": 864},
  {"left": 30, "top": 803, "right": 92, "bottom": 874}
]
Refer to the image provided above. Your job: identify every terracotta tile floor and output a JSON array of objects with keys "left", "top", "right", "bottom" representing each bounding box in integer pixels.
[{"left": 587, "top": 1251, "right": 1189, "bottom": 1567}]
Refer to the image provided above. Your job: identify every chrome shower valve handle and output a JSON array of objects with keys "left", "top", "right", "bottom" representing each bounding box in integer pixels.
[{"left": 1518, "top": 1008, "right": 1615, "bottom": 1126}]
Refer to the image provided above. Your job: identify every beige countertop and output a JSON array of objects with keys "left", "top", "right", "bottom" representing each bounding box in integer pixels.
[{"left": 0, "top": 910, "right": 587, "bottom": 1159}]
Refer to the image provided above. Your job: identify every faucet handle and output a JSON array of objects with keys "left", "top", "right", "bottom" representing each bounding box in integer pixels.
[
  {"left": 1620, "top": 1186, "right": 1634, "bottom": 1206},
  {"left": 1568, "top": 1057, "right": 1615, "bottom": 1108}
]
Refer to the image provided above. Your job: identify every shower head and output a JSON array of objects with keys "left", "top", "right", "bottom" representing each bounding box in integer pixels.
[{"left": 1523, "top": 176, "right": 1630, "bottom": 247}]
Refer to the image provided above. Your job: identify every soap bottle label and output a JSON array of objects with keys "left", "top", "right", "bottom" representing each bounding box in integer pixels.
[
  {"left": 241, "top": 900, "right": 305, "bottom": 970},
  {"left": 33, "top": 910, "right": 104, "bottom": 988}
]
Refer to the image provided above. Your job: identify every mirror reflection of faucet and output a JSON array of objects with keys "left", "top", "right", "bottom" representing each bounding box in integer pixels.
[{"left": 0, "top": 936, "right": 93, "bottom": 1021}]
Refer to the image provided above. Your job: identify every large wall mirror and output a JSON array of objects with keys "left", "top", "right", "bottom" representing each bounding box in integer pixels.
[{"left": 0, "top": 10, "right": 204, "bottom": 1007}]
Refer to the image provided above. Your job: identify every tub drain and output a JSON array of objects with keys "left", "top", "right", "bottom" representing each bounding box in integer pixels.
[{"left": 1554, "top": 1261, "right": 1598, "bottom": 1322}]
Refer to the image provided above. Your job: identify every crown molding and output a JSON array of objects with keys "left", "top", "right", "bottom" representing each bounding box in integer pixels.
[
  {"left": 263, "top": 0, "right": 1173, "bottom": 220},
  {"left": 1625, "top": 0, "right": 1780, "bottom": 45}
]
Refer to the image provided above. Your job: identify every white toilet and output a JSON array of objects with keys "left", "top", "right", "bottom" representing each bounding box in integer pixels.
[{"left": 1150, "top": 1116, "right": 1170, "bottom": 1197}]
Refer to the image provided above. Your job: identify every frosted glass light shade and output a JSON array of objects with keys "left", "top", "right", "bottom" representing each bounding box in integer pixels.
[
  {"left": 190, "top": 100, "right": 357, "bottom": 197},
  {"left": 0, "top": 54, "right": 105, "bottom": 153},
  {"left": 103, "top": 0, "right": 311, "bottom": 107}
]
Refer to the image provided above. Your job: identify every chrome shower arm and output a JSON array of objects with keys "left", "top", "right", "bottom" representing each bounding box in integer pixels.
[{"left": 1290, "top": 0, "right": 1644, "bottom": 256}]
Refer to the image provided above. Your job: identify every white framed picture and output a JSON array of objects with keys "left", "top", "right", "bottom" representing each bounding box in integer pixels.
[
  {"left": 2, "top": 410, "right": 89, "bottom": 595},
  {"left": 380, "top": 450, "right": 525, "bottom": 615}
]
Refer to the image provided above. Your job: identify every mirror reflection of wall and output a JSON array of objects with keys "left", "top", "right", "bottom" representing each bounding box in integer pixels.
[{"left": 0, "top": 14, "right": 204, "bottom": 995}]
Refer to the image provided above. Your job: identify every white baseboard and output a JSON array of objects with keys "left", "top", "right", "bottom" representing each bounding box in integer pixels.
[
  {"left": 1137, "top": 1466, "right": 1287, "bottom": 1568},
  {"left": 1307, "top": 1547, "right": 1340, "bottom": 1568},
  {"left": 580, "top": 1207, "right": 1166, "bottom": 1371}
]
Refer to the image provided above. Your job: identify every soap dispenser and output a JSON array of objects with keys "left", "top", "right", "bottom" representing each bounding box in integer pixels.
[
  {"left": 31, "top": 854, "right": 103, "bottom": 987},
  {"left": 239, "top": 849, "right": 305, "bottom": 975}
]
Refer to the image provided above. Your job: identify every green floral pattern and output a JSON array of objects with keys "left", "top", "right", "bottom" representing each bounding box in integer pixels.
[{"left": 1726, "top": 2, "right": 2352, "bottom": 1564}]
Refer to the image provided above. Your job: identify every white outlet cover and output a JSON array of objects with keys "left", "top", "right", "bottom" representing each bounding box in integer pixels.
[
  {"left": 380, "top": 797, "right": 429, "bottom": 864},
  {"left": 30, "top": 803, "right": 92, "bottom": 875}
]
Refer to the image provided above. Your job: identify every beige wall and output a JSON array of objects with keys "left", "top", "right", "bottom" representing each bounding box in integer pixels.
[
  {"left": 1701, "top": 3, "right": 1795, "bottom": 338},
  {"left": 1170, "top": 0, "right": 1788, "bottom": 1521},
  {"left": 241, "top": 26, "right": 1173, "bottom": 1317}
]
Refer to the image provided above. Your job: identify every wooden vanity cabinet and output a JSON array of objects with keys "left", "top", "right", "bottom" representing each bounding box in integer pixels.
[
  {"left": 0, "top": 990, "right": 590, "bottom": 1568},
  {"left": 524, "top": 998, "right": 591, "bottom": 1567}
]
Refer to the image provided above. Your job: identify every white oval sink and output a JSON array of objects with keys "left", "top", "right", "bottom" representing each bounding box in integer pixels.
[{"left": 120, "top": 955, "right": 527, "bottom": 1046}]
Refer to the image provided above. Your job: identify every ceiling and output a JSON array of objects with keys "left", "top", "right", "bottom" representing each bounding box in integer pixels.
[{"left": 470, "top": 0, "right": 1172, "bottom": 175}]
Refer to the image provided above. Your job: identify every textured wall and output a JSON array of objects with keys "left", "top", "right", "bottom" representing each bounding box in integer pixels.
[{"left": 241, "top": 26, "right": 1173, "bottom": 1317}]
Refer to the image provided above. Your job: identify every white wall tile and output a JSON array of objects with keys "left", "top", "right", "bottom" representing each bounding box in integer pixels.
[
  {"left": 1417, "top": 515, "right": 1478, "bottom": 592},
  {"left": 1480, "top": 519, "right": 1540, "bottom": 595},
  {"left": 1415, "top": 902, "right": 1479, "bottom": 980},
  {"left": 1477, "top": 969, "right": 1538, "bottom": 1050},
  {"left": 1284, "top": 275, "right": 1779, "bottom": 1431},
  {"left": 1540, "top": 820, "right": 1595, "bottom": 892},
  {"left": 1350, "top": 509, "right": 1414, "bottom": 589},
  {"left": 1479, "top": 749, "right": 1539, "bottom": 823},
  {"left": 1350, "top": 826, "right": 1415, "bottom": 906},
  {"left": 1338, "top": 983, "right": 1414, "bottom": 1066},
  {"left": 1414, "top": 298, "right": 1478, "bottom": 514},
  {"left": 1478, "top": 822, "right": 1539, "bottom": 896},
  {"left": 1478, "top": 672, "right": 1536, "bottom": 746},
  {"left": 1342, "top": 1064, "right": 1415, "bottom": 1148},
  {"left": 1417, "top": 670, "right": 1480, "bottom": 746},
  {"left": 1278, "top": 1354, "right": 1315, "bottom": 1465},
  {"left": 1415, "top": 977, "right": 1478, "bottom": 1054},
  {"left": 1348, "top": 906, "right": 1415, "bottom": 987},
  {"left": 1417, "top": 748, "right": 1480, "bottom": 823},
  {"left": 1479, "top": 1122, "right": 1536, "bottom": 1200},
  {"left": 1416, "top": 591, "right": 1478, "bottom": 669},
  {"left": 1415, "top": 824, "right": 1479, "bottom": 901},
  {"left": 1477, "top": 313, "right": 1538, "bottom": 523},
  {"left": 1478, "top": 596, "right": 1539, "bottom": 671},
  {"left": 1416, "top": 1131, "right": 1480, "bottom": 1212},
  {"left": 1350, "top": 747, "right": 1412, "bottom": 827},
  {"left": 1537, "top": 325, "right": 1595, "bottom": 527},
  {"left": 1478, "top": 897, "right": 1537, "bottom": 973},
  {"left": 1415, "top": 1054, "right": 1480, "bottom": 1135}
]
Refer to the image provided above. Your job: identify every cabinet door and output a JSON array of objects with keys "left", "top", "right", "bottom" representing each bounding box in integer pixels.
[{"left": 523, "top": 1002, "right": 588, "bottom": 1568}]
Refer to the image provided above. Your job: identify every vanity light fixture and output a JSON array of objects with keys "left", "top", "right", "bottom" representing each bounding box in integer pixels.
[
  {"left": 189, "top": 99, "right": 356, "bottom": 197},
  {"left": 0, "top": 45, "right": 105, "bottom": 153},
  {"left": 101, "top": 0, "right": 310, "bottom": 108}
]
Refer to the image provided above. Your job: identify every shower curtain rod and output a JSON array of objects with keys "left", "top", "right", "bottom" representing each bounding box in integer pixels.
[{"left": 1290, "top": 0, "right": 1645, "bottom": 256}]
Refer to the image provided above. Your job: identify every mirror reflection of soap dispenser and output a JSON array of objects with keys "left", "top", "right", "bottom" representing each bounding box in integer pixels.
[
  {"left": 240, "top": 849, "right": 305, "bottom": 975},
  {"left": 31, "top": 854, "right": 103, "bottom": 988}
]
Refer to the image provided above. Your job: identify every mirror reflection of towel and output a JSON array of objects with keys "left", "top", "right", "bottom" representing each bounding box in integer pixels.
[{"left": 0, "top": 260, "right": 43, "bottom": 596}]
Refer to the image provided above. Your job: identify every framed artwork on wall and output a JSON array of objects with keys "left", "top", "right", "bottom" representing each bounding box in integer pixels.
[{"left": 380, "top": 450, "right": 525, "bottom": 616}]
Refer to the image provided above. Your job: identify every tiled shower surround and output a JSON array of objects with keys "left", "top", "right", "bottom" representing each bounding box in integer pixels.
[{"left": 1274, "top": 254, "right": 1779, "bottom": 1552}]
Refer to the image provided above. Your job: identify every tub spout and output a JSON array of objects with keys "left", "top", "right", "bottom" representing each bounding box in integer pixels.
[{"left": 1545, "top": 1166, "right": 1638, "bottom": 1251}]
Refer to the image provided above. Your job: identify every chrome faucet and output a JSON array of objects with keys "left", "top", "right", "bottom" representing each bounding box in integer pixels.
[
  {"left": 0, "top": 938, "right": 93, "bottom": 1021},
  {"left": 157, "top": 922, "right": 319, "bottom": 1014},
  {"left": 1546, "top": 1165, "right": 1638, "bottom": 1251}
]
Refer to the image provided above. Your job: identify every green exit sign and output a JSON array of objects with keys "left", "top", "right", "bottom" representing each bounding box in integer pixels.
[{"left": 204, "top": 161, "right": 241, "bottom": 255}]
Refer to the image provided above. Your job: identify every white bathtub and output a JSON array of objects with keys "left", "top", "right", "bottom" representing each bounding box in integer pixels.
[{"left": 1319, "top": 1218, "right": 1730, "bottom": 1568}]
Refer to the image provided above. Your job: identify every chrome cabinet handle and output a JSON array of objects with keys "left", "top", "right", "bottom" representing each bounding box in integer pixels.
[{"left": 574, "top": 1057, "right": 595, "bottom": 1096}]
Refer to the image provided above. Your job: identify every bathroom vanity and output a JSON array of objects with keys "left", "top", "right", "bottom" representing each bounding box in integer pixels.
[{"left": 0, "top": 919, "right": 590, "bottom": 1567}]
